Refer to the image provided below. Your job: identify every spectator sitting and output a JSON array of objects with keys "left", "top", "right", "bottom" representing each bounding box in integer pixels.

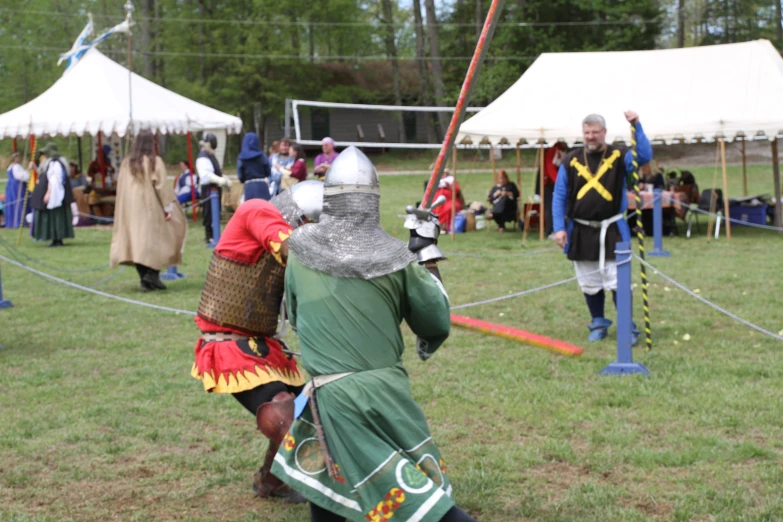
[
  {"left": 486, "top": 169, "right": 520, "bottom": 232},
  {"left": 641, "top": 162, "right": 665, "bottom": 190},
  {"left": 69, "top": 162, "right": 89, "bottom": 189},
  {"left": 87, "top": 144, "right": 116, "bottom": 188},
  {"left": 175, "top": 160, "right": 199, "bottom": 205},
  {"left": 313, "top": 137, "right": 339, "bottom": 180},
  {"left": 675, "top": 170, "right": 700, "bottom": 205},
  {"left": 270, "top": 138, "right": 294, "bottom": 195},
  {"left": 280, "top": 143, "right": 307, "bottom": 191},
  {"left": 237, "top": 132, "right": 272, "bottom": 201}
]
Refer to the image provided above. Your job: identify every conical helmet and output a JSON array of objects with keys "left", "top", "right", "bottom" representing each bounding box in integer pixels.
[{"left": 323, "top": 146, "right": 379, "bottom": 196}]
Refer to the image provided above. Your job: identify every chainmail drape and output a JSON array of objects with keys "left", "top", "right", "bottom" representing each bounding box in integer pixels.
[
  {"left": 290, "top": 192, "right": 415, "bottom": 279},
  {"left": 270, "top": 189, "right": 301, "bottom": 226}
]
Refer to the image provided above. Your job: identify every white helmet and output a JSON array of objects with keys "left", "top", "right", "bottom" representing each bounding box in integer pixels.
[{"left": 289, "top": 180, "right": 324, "bottom": 222}]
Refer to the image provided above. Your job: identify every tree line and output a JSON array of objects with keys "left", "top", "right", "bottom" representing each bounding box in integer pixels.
[{"left": 1, "top": 0, "right": 782, "bottom": 147}]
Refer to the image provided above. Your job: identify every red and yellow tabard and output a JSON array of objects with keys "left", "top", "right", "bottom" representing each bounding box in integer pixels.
[{"left": 191, "top": 200, "right": 304, "bottom": 394}]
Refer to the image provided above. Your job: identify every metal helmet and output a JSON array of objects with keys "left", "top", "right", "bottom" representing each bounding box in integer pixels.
[
  {"left": 203, "top": 132, "right": 218, "bottom": 150},
  {"left": 290, "top": 180, "right": 324, "bottom": 223},
  {"left": 323, "top": 145, "right": 379, "bottom": 196}
]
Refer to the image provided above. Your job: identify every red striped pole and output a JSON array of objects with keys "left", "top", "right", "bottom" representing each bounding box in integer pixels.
[
  {"left": 451, "top": 314, "right": 583, "bottom": 357},
  {"left": 420, "top": 0, "right": 505, "bottom": 210}
]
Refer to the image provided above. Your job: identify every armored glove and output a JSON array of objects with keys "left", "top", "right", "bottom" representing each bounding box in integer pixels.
[
  {"left": 404, "top": 195, "right": 447, "bottom": 265},
  {"left": 219, "top": 176, "right": 233, "bottom": 189}
]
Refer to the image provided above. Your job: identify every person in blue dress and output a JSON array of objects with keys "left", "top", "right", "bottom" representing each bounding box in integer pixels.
[
  {"left": 4, "top": 152, "right": 31, "bottom": 229},
  {"left": 237, "top": 132, "right": 272, "bottom": 202}
]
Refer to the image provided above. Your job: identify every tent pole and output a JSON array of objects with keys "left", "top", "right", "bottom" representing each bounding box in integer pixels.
[
  {"left": 450, "top": 146, "right": 457, "bottom": 240},
  {"left": 539, "top": 141, "right": 545, "bottom": 241},
  {"left": 77, "top": 137, "right": 83, "bottom": 173},
  {"left": 522, "top": 146, "right": 540, "bottom": 246},
  {"left": 772, "top": 138, "right": 782, "bottom": 229},
  {"left": 490, "top": 144, "right": 497, "bottom": 178},
  {"left": 706, "top": 142, "right": 719, "bottom": 240},
  {"left": 515, "top": 144, "right": 522, "bottom": 232},
  {"left": 17, "top": 135, "right": 36, "bottom": 247},
  {"left": 125, "top": 1, "right": 134, "bottom": 155},
  {"left": 187, "top": 131, "right": 198, "bottom": 222},
  {"left": 741, "top": 138, "right": 748, "bottom": 197},
  {"left": 720, "top": 138, "right": 731, "bottom": 240},
  {"left": 12, "top": 139, "right": 17, "bottom": 153},
  {"left": 98, "top": 133, "right": 106, "bottom": 189}
]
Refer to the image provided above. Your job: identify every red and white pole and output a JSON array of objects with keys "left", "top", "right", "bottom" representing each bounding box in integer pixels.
[{"left": 420, "top": 0, "right": 505, "bottom": 209}]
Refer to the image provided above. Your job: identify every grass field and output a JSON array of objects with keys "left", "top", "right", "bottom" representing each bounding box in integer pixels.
[{"left": 1, "top": 163, "right": 782, "bottom": 522}]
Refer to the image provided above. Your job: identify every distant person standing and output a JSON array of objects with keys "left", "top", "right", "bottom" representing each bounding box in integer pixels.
[
  {"left": 175, "top": 160, "right": 198, "bottom": 205},
  {"left": 4, "top": 152, "right": 30, "bottom": 229},
  {"left": 110, "top": 130, "right": 187, "bottom": 292},
  {"left": 196, "top": 133, "right": 232, "bottom": 244},
  {"left": 312, "top": 137, "right": 339, "bottom": 180},
  {"left": 269, "top": 138, "right": 294, "bottom": 195},
  {"left": 29, "top": 143, "right": 75, "bottom": 247},
  {"left": 237, "top": 132, "right": 272, "bottom": 201}
]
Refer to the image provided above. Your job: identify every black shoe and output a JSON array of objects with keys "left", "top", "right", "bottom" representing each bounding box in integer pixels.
[
  {"left": 140, "top": 281, "right": 154, "bottom": 292},
  {"left": 142, "top": 272, "right": 167, "bottom": 290},
  {"left": 49, "top": 240, "right": 64, "bottom": 247}
]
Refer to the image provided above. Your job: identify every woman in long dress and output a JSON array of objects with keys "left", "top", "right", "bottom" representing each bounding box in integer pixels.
[
  {"left": 30, "top": 143, "right": 75, "bottom": 246},
  {"left": 110, "top": 130, "right": 187, "bottom": 291}
]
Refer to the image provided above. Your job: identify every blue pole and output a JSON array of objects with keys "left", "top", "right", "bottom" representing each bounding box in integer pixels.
[
  {"left": 599, "top": 242, "right": 649, "bottom": 376},
  {"left": 0, "top": 264, "right": 14, "bottom": 309},
  {"left": 160, "top": 265, "right": 186, "bottom": 281},
  {"left": 649, "top": 189, "right": 671, "bottom": 257},
  {"left": 207, "top": 187, "right": 221, "bottom": 249}
]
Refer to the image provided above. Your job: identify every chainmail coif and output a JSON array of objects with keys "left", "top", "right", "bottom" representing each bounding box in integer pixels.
[{"left": 289, "top": 192, "right": 416, "bottom": 280}]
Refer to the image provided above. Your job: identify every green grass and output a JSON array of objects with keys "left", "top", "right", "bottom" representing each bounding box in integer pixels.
[{"left": 1, "top": 164, "right": 783, "bottom": 521}]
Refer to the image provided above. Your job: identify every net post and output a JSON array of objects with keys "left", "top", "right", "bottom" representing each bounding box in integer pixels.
[
  {"left": 284, "top": 98, "right": 292, "bottom": 138},
  {"left": 599, "top": 242, "right": 649, "bottom": 376},
  {"left": 649, "top": 188, "right": 671, "bottom": 257}
]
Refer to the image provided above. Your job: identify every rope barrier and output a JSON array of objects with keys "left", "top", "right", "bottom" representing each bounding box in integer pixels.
[
  {"left": 661, "top": 194, "right": 783, "bottom": 232},
  {"left": 635, "top": 255, "right": 783, "bottom": 343},
  {"left": 0, "top": 236, "right": 111, "bottom": 273},
  {"left": 89, "top": 266, "right": 128, "bottom": 287},
  {"left": 449, "top": 259, "right": 631, "bottom": 310},
  {"left": 0, "top": 252, "right": 197, "bottom": 315},
  {"left": 1, "top": 245, "right": 620, "bottom": 317},
  {"left": 443, "top": 246, "right": 559, "bottom": 258}
]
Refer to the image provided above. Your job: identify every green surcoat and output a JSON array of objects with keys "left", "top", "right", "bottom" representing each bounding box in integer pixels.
[{"left": 271, "top": 255, "right": 454, "bottom": 522}]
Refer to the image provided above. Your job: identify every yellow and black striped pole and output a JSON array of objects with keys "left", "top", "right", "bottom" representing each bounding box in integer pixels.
[{"left": 630, "top": 124, "right": 652, "bottom": 351}]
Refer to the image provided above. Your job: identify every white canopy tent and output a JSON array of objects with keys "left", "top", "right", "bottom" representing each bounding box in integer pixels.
[
  {"left": 0, "top": 48, "right": 242, "bottom": 139},
  {"left": 458, "top": 40, "right": 783, "bottom": 146},
  {"left": 458, "top": 39, "right": 783, "bottom": 235}
]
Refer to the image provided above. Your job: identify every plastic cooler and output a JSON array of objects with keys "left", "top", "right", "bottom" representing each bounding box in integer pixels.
[{"left": 728, "top": 204, "right": 768, "bottom": 226}]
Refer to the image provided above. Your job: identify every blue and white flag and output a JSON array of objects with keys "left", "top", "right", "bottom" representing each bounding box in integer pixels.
[
  {"left": 58, "top": 14, "right": 131, "bottom": 71},
  {"left": 58, "top": 13, "right": 94, "bottom": 68}
]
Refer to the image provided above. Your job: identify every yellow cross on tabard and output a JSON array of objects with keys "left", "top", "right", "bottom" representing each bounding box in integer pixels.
[{"left": 571, "top": 149, "right": 622, "bottom": 201}]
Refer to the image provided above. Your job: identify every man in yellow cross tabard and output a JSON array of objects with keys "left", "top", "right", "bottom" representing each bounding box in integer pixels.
[{"left": 551, "top": 112, "right": 653, "bottom": 342}]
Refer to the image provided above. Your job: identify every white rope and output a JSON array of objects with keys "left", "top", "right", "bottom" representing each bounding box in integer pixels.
[
  {"left": 0, "top": 252, "right": 197, "bottom": 316},
  {"left": 444, "top": 246, "right": 558, "bottom": 258},
  {"left": 450, "top": 258, "right": 631, "bottom": 311},
  {"left": 635, "top": 255, "right": 783, "bottom": 342},
  {"left": 661, "top": 194, "right": 783, "bottom": 232}
]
